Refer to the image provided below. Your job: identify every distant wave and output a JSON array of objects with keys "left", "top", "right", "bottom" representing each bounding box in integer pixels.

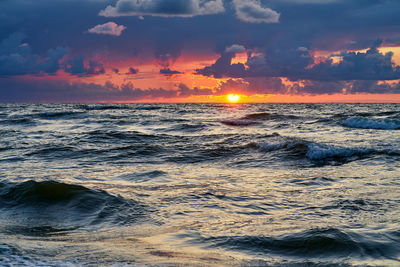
[
  {"left": 220, "top": 119, "right": 260, "bottom": 126},
  {"left": 0, "top": 117, "right": 33, "bottom": 125},
  {"left": 165, "top": 123, "right": 207, "bottom": 133},
  {"left": 221, "top": 112, "right": 299, "bottom": 127},
  {"left": 136, "top": 106, "right": 161, "bottom": 110},
  {"left": 36, "top": 111, "right": 86, "bottom": 119},
  {"left": 85, "top": 105, "right": 126, "bottom": 110},
  {"left": 343, "top": 117, "right": 400, "bottom": 130},
  {"left": 242, "top": 112, "right": 271, "bottom": 120}
]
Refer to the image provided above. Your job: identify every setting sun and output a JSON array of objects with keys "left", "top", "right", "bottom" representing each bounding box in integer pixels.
[{"left": 227, "top": 94, "right": 240, "bottom": 102}]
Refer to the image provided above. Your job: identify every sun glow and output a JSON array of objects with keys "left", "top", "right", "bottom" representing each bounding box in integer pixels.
[{"left": 227, "top": 94, "right": 240, "bottom": 103}]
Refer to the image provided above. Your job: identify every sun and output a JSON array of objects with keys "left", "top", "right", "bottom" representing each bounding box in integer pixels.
[{"left": 227, "top": 94, "right": 240, "bottom": 103}]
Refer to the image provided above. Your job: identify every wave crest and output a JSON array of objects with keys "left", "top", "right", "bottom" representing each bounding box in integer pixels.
[
  {"left": 343, "top": 117, "right": 400, "bottom": 130},
  {"left": 259, "top": 140, "right": 377, "bottom": 163}
]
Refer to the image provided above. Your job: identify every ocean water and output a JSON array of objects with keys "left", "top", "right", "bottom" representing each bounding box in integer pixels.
[{"left": 0, "top": 103, "right": 399, "bottom": 266}]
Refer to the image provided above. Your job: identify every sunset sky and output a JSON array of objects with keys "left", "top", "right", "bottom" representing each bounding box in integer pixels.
[{"left": 1, "top": 0, "right": 400, "bottom": 102}]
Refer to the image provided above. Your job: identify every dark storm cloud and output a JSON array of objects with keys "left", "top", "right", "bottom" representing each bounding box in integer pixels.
[
  {"left": 0, "top": 31, "right": 106, "bottom": 77},
  {"left": 0, "top": 32, "right": 67, "bottom": 76},
  {"left": 100, "top": 0, "right": 225, "bottom": 18},
  {"left": 305, "top": 40, "right": 400, "bottom": 81},
  {"left": 64, "top": 55, "right": 105, "bottom": 76},
  {"left": 195, "top": 49, "right": 246, "bottom": 78},
  {"left": 196, "top": 41, "right": 400, "bottom": 82}
]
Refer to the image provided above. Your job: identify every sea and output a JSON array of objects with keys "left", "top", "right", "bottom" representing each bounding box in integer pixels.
[{"left": 0, "top": 103, "right": 399, "bottom": 266}]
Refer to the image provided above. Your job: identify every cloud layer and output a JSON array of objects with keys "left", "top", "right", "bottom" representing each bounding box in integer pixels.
[{"left": 1, "top": 0, "right": 400, "bottom": 101}]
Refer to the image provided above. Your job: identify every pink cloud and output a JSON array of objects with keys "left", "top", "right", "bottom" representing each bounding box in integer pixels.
[{"left": 88, "top": 22, "right": 127, "bottom": 36}]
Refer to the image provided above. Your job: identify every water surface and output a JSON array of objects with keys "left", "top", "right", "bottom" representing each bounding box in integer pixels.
[{"left": 0, "top": 103, "right": 399, "bottom": 266}]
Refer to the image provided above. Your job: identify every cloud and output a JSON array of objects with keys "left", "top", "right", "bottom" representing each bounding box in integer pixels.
[
  {"left": 0, "top": 32, "right": 108, "bottom": 77},
  {"left": 2, "top": 76, "right": 399, "bottom": 103},
  {"left": 225, "top": 44, "right": 246, "bottom": 53},
  {"left": 2, "top": 0, "right": 400, "bottom": 100},
  {"left": 215, "top": 77, "right": 286, "bottom": 95},
  {"left": 88, "top": 22, "right": 127, "bottom": 36},
  {"left": 64, "top": 55, "right": 105, "bottom": 76},
  {"left": 195, "top": 49, "right": 246, "bottom": 78},
  {"left": 0, "top": 32, "right": 68, "bottom": 76},
  {"left": 126, "top": 67, "right": 138, "bottom": 75},
  {"left": 160, "top": 68, "right": 182, "bottom": 75},
  {"left": 197, "top": 41, "right": 400, "bottom": 82},
  {"left": 233, "top": 0, "right": 280, "bottom": 23},
  {"left": 305, "top": 40, "right": 400, "bottom": 81},
  {"left": 99, "top": 0, "right": 225, "bottom": 18},
  {"left": 0, "top": 78, "right": 215, "bottom": 102}
]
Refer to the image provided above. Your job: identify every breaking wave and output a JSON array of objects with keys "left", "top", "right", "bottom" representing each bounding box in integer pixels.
[
  {"left": 259, "top": 140, "right": 385, "bottom": 163},
  {"left": 343, "top": 117, "right": 400, "bottom": 130}
]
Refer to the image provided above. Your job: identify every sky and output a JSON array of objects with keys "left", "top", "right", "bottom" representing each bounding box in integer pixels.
[{"left": 1, "top": 0, "right": 400, "bottom": 102}]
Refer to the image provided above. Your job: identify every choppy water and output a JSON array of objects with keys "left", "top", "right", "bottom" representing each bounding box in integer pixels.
[{"left": 0, "top": 103, "right": 399, "bottom": 266}]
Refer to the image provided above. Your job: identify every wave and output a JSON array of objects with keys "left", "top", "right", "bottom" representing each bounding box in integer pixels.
[
  {"left": 342, "top": 117, "right": 400, "bottom": 130},
  {"left": 0, "top": 117, "right": 33, "bottom": 125},
  {"left": 85, "top": 105, "right": 127, "bottom": 110},
  {"left": 306, "top": 143, "right": 373, "bottom": 161},
  {"left": 0, "top": 180, "right": 146, "bottom": 231},
  {"left": 242, "top": 112, "right": 271, "bottom": 120},
  {"left": 245, "top": 112, "right": 299, "bottom": 120},
  {"left": 136, "top": 106, "right": 161, "bottom": 110},
  {"left": 259, "top": 140, "right": 379, "bottom": 164},
  {"left": 165, "top": 123, "right": 207, "bottom": 133},
  {"left": 203, "top": 228, "right": 400, "bottom": 259},
  {"left": 220, "top": 119, "right": 260, "bottom": 126},
  {"left": 31, "top": 111, "right": 86, "bottom": 120},
  {"left": 221, "top": 112, "right": 299, "bottom": 127}
]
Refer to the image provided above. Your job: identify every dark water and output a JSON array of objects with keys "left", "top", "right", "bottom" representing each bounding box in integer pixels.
[{"left": 0, "top": 103, "right": 399, "bottom": 266}]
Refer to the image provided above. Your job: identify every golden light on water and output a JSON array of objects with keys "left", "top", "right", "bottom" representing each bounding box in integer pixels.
[{"left": 227, "top": 94, "right": 240, "bottom": 103}]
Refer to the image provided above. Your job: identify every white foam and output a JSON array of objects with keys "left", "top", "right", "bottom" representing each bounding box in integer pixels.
[
  {"left": 306, "top": 143, "right": 371, "bottom": 160},
  {"left": 258, "top": 140, "right": 374, "bottom": 161},
  {"left": 343, "top": 117, "right": 400, "bottom": 130},
  {"left": 0, "top": 256, "right": 80, "bottom": 267}
]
